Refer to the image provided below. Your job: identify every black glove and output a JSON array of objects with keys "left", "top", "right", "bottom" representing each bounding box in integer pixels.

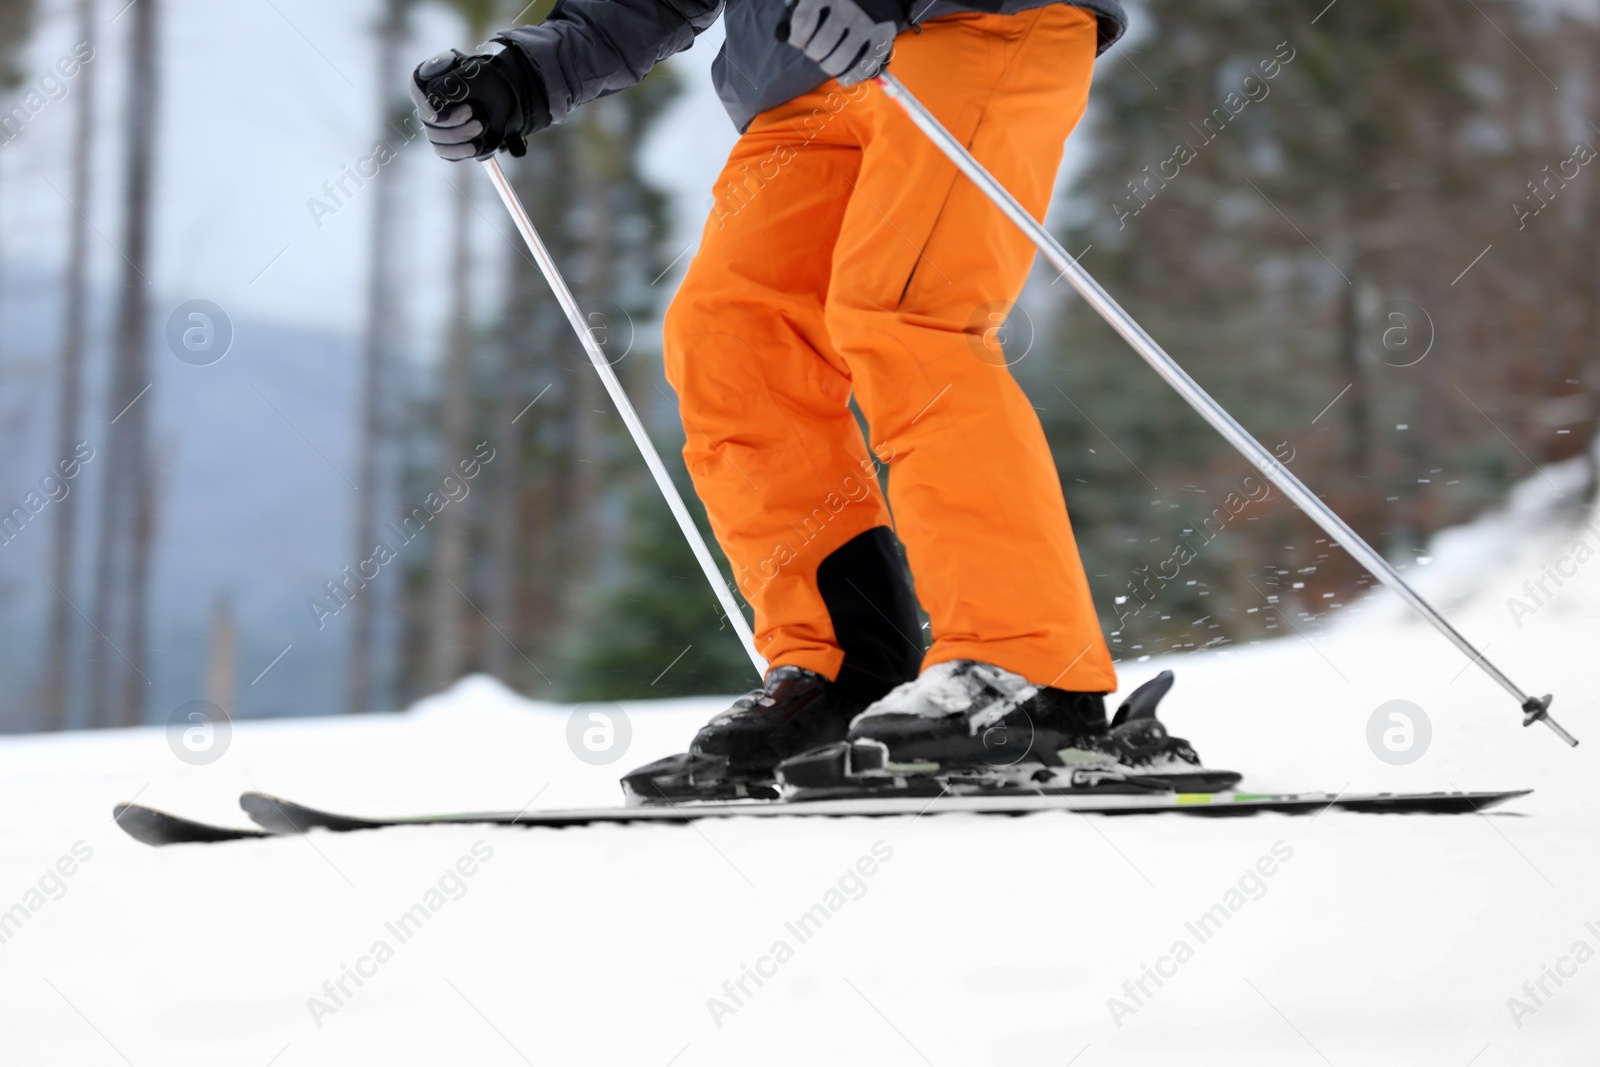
[
  {"left": 409, "top": 42, "right": 550, "bottom": 161},
  {"left": 777, "top": 0, "right": 902, "bottom": 86}
]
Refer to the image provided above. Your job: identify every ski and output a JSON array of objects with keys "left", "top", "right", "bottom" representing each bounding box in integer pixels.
[
  {"left": 111, "top": 788, "right": 1532, "bottom": 847},
  {"left": 112, "top": 802, "right": 277, "bottom": 846},
  {"left": 236, "top": 787, "right": 1528, "bottom": 830}
]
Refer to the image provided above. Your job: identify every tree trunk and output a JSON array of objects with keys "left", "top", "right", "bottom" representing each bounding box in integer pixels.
[
  {"left": 90, "top": 0, "right": 157, "bottom": 728},
  {"left": 205, "top": 594, "right": 237, "bottom": 712},
  {"left": 505, "top": 133, "right": 569, "bottom": 674},
  {"left": 121, "top": 452, "right": 158, "bottom": 725},
  {"left": 425, "top": 183, "right": 475, "bottom": 691},
  {"left": 1335, "top": 272, "right": 1373, "bottom": 476},
  {"left": 41, "top": 0, "right": 95, "bottom": 730},
  {"left": 485, "top": 157, "right": 550, "bottom": 686},
  {"left": 116, "top": 0, "right": 158, "bottom": 728},
  {"left": 484, "top": 324, "right": 524, "bottom": 682},
  {"left": 1583, "top": 21, "right": 1600, "bottom": 504},
  {"left": 348, "top": 0, "right": 408, "bottom": 713},
  {"left": 560, "top": 113, "right": 613, "bottom": 636}
]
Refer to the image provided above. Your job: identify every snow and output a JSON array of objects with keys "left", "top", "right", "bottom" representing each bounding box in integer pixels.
[{"left": 4, "top": 469, "right": 1599, "bottom": 1064}]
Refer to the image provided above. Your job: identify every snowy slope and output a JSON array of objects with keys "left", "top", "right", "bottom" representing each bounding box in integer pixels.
[{"left": 3, "top": 472, "right": 1599, "bottom": 1064}]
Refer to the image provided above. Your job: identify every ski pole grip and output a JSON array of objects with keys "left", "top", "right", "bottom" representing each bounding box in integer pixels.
[
  {"left": 414, "top": 49, "right": 468, "bottom": 116},
  {"left": 413, "top": 49, "right": 528, "bottom": 158}
]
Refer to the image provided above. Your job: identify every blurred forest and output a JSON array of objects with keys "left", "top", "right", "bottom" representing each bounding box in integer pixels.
[
  {"left": 1039, "top": 0, "right": 1600, "bottom": 661},
  {"left": 0, "top": 0, "right": 1595, "bottom": 731}
]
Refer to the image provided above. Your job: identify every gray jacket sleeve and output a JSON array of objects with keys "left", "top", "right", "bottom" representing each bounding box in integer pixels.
[{"left": 499, "top": 0, "right": 724, "bottom": 125}]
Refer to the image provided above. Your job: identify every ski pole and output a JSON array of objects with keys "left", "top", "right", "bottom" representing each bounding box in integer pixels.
[
  {"left": 480, "top": 158, "right": 768, "bottom": 679},
  {"left": 873, "top": 71, "right": 1577, "bottom": 747}
]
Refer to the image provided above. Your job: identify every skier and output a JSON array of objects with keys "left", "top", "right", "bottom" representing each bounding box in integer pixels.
[{"left": 411, "top": 0, "right": 1218, "bottom": 797}]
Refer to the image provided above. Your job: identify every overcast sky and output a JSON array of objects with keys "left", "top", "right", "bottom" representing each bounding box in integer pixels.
[{"left": 0, "top": 0, "right": 739, "bottom": 351}]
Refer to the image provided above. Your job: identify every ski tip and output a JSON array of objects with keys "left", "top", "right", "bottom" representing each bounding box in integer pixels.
[
  {"left": 113, "top": 802, "right": 275, "bottom": 847},
  {"left": 239, "top": 791, "right": 309, "bottom": 833},
  {"left": 240, "top": 791, "right": 383, "bottom": 833}
]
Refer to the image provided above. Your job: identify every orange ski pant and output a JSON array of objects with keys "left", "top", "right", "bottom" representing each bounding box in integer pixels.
[{"left": 663, "top": 5, "right": 1117, "bottom": 693}]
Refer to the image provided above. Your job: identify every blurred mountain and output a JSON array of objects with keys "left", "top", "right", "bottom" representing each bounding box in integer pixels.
[{"left": 0, "top": 266, "right": 368, "bottom": 729}]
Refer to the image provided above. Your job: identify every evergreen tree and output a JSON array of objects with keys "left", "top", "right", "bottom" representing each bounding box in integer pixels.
[
  {"left": 1037, "top": 0, "right": 1596, "bottom": 660},
  {"left": 567, "top": 470, "right": 755, "bottom": 700}
]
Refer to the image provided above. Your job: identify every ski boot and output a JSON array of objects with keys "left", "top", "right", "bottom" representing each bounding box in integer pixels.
[
  {"left": 776, "top": 663, "right": 1241, "bottom": 800},
  {"left": 777, "top": 660, "right": 1165, "bottom": 800},
  {"left": 620, "top": 666, "right": 867, "bottom": 806}
]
